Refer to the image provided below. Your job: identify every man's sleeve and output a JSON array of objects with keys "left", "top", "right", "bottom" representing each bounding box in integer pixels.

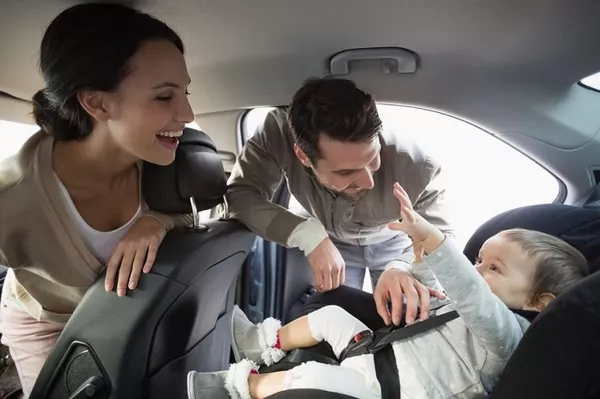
[
  {"left": 226, "top": 110, "right": 319, "bottom": 247},
  {"left": 412, "top": 159, "right": 454, "bottom": 238}
]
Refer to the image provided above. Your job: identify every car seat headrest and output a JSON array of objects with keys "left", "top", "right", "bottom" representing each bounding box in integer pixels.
[
  {"left": 463, "top": 204, "right": 600, "bottom": 274},
  {"left": 141, "top": 128, "right": 226, "bottom": 221}
]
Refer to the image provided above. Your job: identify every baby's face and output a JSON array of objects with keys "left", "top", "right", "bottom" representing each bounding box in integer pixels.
[{"left": 475, "top": 233, "right": 537, "bottom": 310}]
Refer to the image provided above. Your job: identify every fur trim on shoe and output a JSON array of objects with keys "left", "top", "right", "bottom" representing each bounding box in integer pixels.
[
  {"left": 257, "top": 317, "right": 285, "bottom": 366},
  {"left": 224, "top": 359, "right": 258, "bottom": 399}
]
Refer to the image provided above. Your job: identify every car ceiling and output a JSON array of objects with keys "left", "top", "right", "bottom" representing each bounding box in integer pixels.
[{"left": 1, "top": 0, "right": 600, "bottom": 202}]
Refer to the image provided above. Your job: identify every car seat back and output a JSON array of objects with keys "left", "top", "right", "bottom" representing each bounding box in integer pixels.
[{"left": 30, "top": 128, "right": 256, "bottom": 399}]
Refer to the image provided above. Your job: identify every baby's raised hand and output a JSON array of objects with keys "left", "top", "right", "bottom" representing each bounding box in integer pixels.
[{"left": 387, "top": 182, "right": 445, "bottom": 258}]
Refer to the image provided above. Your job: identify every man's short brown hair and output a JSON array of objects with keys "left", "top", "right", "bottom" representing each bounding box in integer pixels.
[{"left": 288, "top": 77, "right": 382, "bottom": 162}]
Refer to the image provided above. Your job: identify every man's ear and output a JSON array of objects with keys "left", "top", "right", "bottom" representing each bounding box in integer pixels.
[
  {"left": 76, "top": 91, "right": 110, "bottom": 122},
  {"left": 293, "top": 143, "right": 312, "bottom": 168},
  {"left": 524, "top": 293, "right": 556, "bottom": 312}
]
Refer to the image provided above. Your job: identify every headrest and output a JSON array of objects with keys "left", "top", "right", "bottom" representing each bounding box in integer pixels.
[
  {"left": 463, "top": 204, "right": 600, "bottom": 274},
  {"left": 142, "top": 128, "right": 226, "bottom": 215}
]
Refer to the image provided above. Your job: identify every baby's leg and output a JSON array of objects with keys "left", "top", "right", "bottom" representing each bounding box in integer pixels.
[
  {"left": 188, "top": 347, "right": 379, "bottom": 399},
  {"left": 249, "top": 361, "right": 380, "bottom": 399},
  {"left": 276, "top": 313, "right": 318, "bottom": 350},
  {"left": 304, "top": 305, "right": 370, "bottom": 358},
  {"left": 232, "top": 305, "right": 369, "bottom": 368},
  {"left": 277, "top": 305, "right": 369, "bottom": 358}
]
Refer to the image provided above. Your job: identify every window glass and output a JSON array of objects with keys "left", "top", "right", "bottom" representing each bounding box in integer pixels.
[
  {"left": 0, "top": 120, "right": 39, "bottom": 162},
  {"left": 243, "top": 105, "right": 561, "bottom": 249},
  {"left": 580, "top": 72, "right": 600, "bottom": 91}
]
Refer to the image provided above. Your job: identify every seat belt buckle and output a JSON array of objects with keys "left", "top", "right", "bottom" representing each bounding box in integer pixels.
[
  {"left": 339, "top": 330, "right": 375, "bottom": 361},
  {"left": 352, "top": 331, "right": 368, "bottom": 343}
]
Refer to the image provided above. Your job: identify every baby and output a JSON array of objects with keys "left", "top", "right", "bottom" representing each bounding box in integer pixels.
[{"left": 187, "top": 183, "right": 589, "bottom": 399}]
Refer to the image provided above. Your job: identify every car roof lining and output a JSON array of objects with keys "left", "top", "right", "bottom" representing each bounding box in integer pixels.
[
  {"left": 2, "top": 0, "right": 600, "bottom": 205},
  {"left": 1, "top": 0, "right": 600, "bottom": 109}
]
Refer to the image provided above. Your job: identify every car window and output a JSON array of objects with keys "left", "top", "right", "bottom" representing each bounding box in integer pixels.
[
  {"left": 580, "top": 72, "right": 600, "bottom": 91},
  {"left": 242, "top": 105, "right": 561, "bottom": 250},
  {"left": 0, "top": 120, "right": 39, "bottom": 163}
]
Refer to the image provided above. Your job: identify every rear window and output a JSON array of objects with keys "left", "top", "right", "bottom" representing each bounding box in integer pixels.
[
  {"left": 0, "top": 120, "right": 39, "bottom": 162},
  {"left": 580, "top": 72, "right": 600, "bottom": 92},
  {"left": 242, "top": 105, "right": 562, "bottom": 249}
]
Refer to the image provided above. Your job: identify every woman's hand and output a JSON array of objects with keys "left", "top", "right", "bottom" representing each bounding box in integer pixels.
[
  {"left": 104, "top": 216, "right": 167, "bottom": 296},
  {"left": 387, "top": 182, "right": 445, "bottom": 261}
]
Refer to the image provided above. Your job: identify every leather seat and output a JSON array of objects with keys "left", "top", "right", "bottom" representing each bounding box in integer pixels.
[{"left": 29, "top": 128, "right": 256, "bottom": 399}]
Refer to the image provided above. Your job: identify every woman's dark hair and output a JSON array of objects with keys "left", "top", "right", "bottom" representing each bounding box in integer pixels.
[
  {"left": 32, "top": 2, "right": 184, "bottom": 141},
  {"left": 287, "top": 77, "right": 382, "bottom": 162}
]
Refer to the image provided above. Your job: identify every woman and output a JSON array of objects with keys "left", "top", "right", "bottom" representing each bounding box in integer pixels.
[{"left": 0, "top": 3, "right": 194, "bottom": 395}]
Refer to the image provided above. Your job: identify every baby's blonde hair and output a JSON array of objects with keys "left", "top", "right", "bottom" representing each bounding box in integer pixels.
[{"left": 500, "top": 228, "right": 589, "bottom": 301}]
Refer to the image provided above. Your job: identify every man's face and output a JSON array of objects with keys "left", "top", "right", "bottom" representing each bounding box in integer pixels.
[{"left": 295, "top": 134, "right": 381, "bottom": 200}]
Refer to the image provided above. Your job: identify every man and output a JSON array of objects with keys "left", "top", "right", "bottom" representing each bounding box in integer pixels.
[{"left": 226, "top": 77, "right": 453, "bottom": 326}]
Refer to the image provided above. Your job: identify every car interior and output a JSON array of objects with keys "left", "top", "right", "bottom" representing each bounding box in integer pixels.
[{"left": 1, "top": 1, "right": 600, "bottom": 398}]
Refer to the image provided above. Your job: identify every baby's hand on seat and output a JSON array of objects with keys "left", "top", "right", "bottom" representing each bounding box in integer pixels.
[{"left": 388, "top": 182, "right": 445, "bottom": 255}]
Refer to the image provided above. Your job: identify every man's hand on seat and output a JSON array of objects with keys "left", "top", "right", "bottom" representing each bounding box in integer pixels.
[
  {"left": 104, "top": 216, "right": 167, "bottom": 297},
  {"left": 374, "top": 269, "right": 446, "bottom": 326},
  {"left": 307, "top": 237, "right": 346, "bottom": 293}
]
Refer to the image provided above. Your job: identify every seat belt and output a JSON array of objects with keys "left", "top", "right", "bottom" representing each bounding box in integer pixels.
[
  {"left": 339, "top": 309, "right": 459, "bottom": 399},
  {"left": 371, "top": 310, "right": 459, "bottom": 353},
  {"left": 339, "top": 309, "right": 459, "bottom": 361},
  {"left": 374, "top": 344, "right": 401, "bottom": 399},
  {"left": 285, "top": 348, "right": 340, "bottom": 366}
]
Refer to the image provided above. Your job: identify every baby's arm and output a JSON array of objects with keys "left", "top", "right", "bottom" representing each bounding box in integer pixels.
[
  {"left": 388, "top": 182, "right": 523, "bottom": 357},
  {"left": 421, "top": 237, "right": 524, "bottom": 359},
  {"left": 386, "top": 252, "right": 448, "bottom": 310},
  {"left": 410, "top": 261, "right": 449, "bottom": 309}
]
